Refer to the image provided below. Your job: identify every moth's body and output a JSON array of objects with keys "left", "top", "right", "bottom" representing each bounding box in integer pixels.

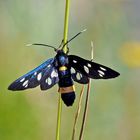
[{"left": 55, "top": 50, "right": 75, "bottom": 106}]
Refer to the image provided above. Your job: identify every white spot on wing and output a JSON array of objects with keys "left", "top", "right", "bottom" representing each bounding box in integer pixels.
[
  {"left": 98, "top": 70, "right": 105, "bottom": 75},
  {"left": 100, "top": 67, "right": 106, "bottom": 71},
  {"left": 48, "top": 77, "right": 52, "bottom": 85},
  {"left": 84, "top": 65, "right": 89, "bottom": 73},
  {"left": 23, "top": 80, "right": 29, "bottom": 87},
  {"left": 76, "top": 73, "right": 81, "bottom": 80},
  {"left": 34, "top": 72, "right": 37, "bottom": 75},
  {"left": 20, "top": 78, "right": 25, "bottom": 82},
  {"left": 80, "top": 73, "right": 82, "bottom": 78},
  {"left": 71, "top": 67, "right": 76, "bottom": 74},
  {"left": 87, "top": 63, "right": 91, "bottom": 68},
  {"left": 51, "top": 70, "right": 58, "bottom": 78},
  {"left": 99, "top": 73, "right": 103, "bottom": 77},
  {"left": 73, "top": 60, "right": 77, "bottom": 63},
  {"left": 37, "top": 73, "right": 42, "bottom": 81},
  {"left": 47, "top": 64, "right": 51, "bottom": 68},
  {"left": 24, "top": 84, "right": 28, "bottom": 88}
]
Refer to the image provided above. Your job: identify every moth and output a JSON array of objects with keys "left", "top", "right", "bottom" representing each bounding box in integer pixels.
[{"left": 8, "top": 30, "right": 120, "bottom": 106}]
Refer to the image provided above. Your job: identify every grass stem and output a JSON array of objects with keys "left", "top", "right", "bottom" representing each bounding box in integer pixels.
[
  {"left": 56, "top": 0, "right": 70, "bottom": 140},
  {"left": 63, "top": 0, "right": 70, "bottom": 53},
  {"left": 72, "top": 85, "right": 85, "bottom": 140},
  {"left": 79, "top": 42, "right": 93, "bottom": 140},
  {"left": 56, "top": 95, "right": 62, "bottom": 140},
  {"left": 79, "top": 80, "right": 91, "bottom": 140}
]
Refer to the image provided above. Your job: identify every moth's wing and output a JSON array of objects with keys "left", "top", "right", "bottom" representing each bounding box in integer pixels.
[
  {"left": 69, "top": 55, "right": 120, "bottom": 79},
  {"left": 40, "top": 67, "right": 59, "bottom": 90},
  {"left": 8, "top": 58, "right": 58, "bottom": 91},
  {"left": 70, "top": 67, "right": 89, "bottom": 84}
]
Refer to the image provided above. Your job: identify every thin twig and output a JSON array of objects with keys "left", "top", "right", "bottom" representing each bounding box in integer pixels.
[
  {"left": 63, "top": 0, "right": 70, "bottom": 53},
  {"left": 72, "top": 85, "right": 85, "bottom": 140},
  {"left": 79, "top": 41, "right": 93, "bottom": 140},
  {"left": 56, "top": 0, "right": 70, "bottom": 140},
  {"left": 79, "top": 80, "right": 91, "bottom": 140},
  {"left": 56, "top": 96, "right": 62, "bottom": 140}
]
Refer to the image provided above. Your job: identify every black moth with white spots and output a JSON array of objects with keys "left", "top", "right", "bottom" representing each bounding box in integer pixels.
[
  {"left": 8, "top": 49, "right": 120, "bottom": 106},
  {"left": 8, "top": 30, "right": 120, "bottom": 106}
]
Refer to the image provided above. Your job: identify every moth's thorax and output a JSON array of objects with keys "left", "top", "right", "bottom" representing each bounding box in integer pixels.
[
  {"left": 55, "top": 50, "right": 74, "bottom": 89},
  {"left": 56, "top": 50, "right": 70, "bottom": 77}
]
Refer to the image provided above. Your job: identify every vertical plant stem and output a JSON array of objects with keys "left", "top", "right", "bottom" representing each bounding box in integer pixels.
[
  {"left": 56, "top": 0, "right": 70, "bottom": 140},
  {"left": 72, "top": 85, "right": 85, "bottom": 140},
  {"left": 79, "top": 80, "right": 91, "bottom": 140},
  {"left": 56, "top": 94, "right": 62, "bottom": 140},
  {"left": 79, "top": 42, "right": 93, "bottom": 140},
  {"left": 63, "top": 0, "right": 70, "bottom": 53}
]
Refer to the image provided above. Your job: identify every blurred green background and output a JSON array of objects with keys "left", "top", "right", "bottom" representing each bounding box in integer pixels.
[{"left": 0, "top": 0, "right": 140, "bottom": 140}]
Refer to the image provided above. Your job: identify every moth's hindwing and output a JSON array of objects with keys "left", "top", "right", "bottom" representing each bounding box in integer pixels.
[
  {"left": 70, "top": 67, "right": 89, "bottom": 84},
  {"left": 40, "top": 67, "right": 59, "bottom": 90},
  {"left": 69, "top": 55, "right": 120, "bottom": 79},
  {"left": 8, "top": 58, "right": 59, "bottom": 91}
]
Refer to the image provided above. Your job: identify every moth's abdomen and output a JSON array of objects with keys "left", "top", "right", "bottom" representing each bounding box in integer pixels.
[
  {"left": 59, "top": 85, "right": 75, "bottom": 106},
  {"left": 58, "top": 65, "right": 75, "bottom": 106},
  {"left": 61, "top": 92, "right": 75, "bottom": 106},
  {"left": 59, "top": 85, "right": 75, "bottom": 94}
]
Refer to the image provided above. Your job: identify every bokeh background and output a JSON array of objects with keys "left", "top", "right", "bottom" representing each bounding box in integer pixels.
[{"left": 0, "top": 0, "right": 140, "bottom": 140}]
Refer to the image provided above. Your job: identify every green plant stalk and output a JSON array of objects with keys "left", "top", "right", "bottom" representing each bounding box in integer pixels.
[
  {"left": 56, "top": 0, "right": 70, "bottom": 140},
  {"left": 56, "top": 93, "right": 62, "bottom": 140},
  {"left": 63, "top": 0, "right": 70, "bottom": 53}
]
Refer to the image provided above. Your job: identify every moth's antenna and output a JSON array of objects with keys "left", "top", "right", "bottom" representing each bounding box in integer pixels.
[
  {"left": 62, "top": 29, "right": 87, "bottom": 48},
  {"left": 26, "top": 43, "right": 57, "bottom": 51},
  {"left": 26, "top": 29, "right": 87, "bottom": 51}
]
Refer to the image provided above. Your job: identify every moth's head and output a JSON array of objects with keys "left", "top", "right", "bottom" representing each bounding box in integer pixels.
[
  {"left": 55, "top": 47, "right": 69, "bottom": 55},
  {"left": 56, "top": 49, "right": 64, "bottom": 55}
]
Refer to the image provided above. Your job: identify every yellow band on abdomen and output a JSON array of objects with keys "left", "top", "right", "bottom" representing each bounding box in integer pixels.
[
  {"left": 59, "top": 66, "right": 67, "bottom": 71},
  {"left": 58, "top": 85, "right": 75, "bottom": 94}
]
